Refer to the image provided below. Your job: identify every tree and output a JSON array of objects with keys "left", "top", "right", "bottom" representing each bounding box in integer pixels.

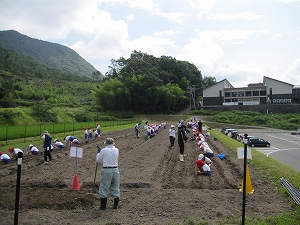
[
  {"left": 92, "top": 71, "right": 102, "bottom": 81},
  {"left": 203, "top": 76, "right": 217, "bottom": 89},
  {"left": 93, "top": 78, "right": 129, "bottom": 111}
]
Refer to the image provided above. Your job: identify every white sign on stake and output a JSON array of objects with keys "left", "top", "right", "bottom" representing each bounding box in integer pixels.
[
  {"left": 70, "top": 147, "right": 83, "bottom": 159},
  {"left": 237, "top": 147, "right": 252, "bottom": 159}
]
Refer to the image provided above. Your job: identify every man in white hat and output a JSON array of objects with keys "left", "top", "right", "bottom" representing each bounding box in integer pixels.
[{"left": 96, "top": 138, "right": 120, "bottom": 210}]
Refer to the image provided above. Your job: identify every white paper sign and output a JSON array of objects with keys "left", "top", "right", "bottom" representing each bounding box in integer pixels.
[
  {"left": 237, "top": 147, "right": 252, "bottom": 159},
  {"left": 70, "top": 147, "right": 83, "bottom": 158}
]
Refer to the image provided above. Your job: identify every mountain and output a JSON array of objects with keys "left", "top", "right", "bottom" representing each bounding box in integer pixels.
[{"left": 0, "top": 30, "right": 100, "bottom": 78}]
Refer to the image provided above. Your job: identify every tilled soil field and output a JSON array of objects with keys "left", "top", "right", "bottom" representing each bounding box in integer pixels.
[{"left": 0, "top": 121, "right": 292, "bottom": 225}]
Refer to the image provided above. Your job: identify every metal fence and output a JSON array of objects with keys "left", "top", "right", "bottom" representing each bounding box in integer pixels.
[{"left": 0, "top": 120, "right": 136, "bottom": 147}]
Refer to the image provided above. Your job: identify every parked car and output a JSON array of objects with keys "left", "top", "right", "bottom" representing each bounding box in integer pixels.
[
  {"left": 248, "top": 138, "right": 271, "bottom": 147},
  {"left": 228, "top": 130, "right": 240, "bottom": 139},
  {"left": 221, "top": 127, "right": 231, "bottom": 134},
  {"left": 291, "top": 129, "right": 300, "bottom": 135},
  {"left": 224, "top": 128, "right": 238, "bottom": 135}
]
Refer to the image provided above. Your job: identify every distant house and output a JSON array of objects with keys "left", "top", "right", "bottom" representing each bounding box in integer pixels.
[{"left": 203, "top": 76, "right": 298, "bottom": 107}]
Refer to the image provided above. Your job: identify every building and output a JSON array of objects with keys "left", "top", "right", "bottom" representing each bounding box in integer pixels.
[{"left": 203, "top": 76, "right": 299, "bottom": 107}]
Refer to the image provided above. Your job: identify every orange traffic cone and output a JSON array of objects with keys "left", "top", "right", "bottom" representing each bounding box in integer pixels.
[
  {"left": 239, "top": 165, "right": 254, "bottom": 194},
  {"left": 72, "top": 174, "right": 81, "bottom": 190}
]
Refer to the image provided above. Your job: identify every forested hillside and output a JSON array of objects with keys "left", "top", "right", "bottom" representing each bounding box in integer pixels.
[
  {"left": 0, "top": 30, "right": 101, "bottom": 78},
  {"left": 0, "top": 45, "right": 98, "bottom": 124}
]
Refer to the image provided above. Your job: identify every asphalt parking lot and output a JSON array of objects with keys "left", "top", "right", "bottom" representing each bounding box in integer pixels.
[{"left": 228, "top": 128, "right": 300, "bottom": 172}]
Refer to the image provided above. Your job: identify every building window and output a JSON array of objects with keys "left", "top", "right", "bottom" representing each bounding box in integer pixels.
[
  {"left": 253, "top": 91, "right": 259, "bottom": 96},
  {"left": 232, "top": 91, "right": 237, "bottom": 97},
  {"left": 225, "top": 92, "right": 231, "bottom": 97},
  {"left": 245, "top": 91, "right": 252, "bottom": 96},
  {"left": 260, "top": 90, "right": 266, "bottom": 96},
  {"left": 238, "top": 91, "right": 245, "bottom": 97}
]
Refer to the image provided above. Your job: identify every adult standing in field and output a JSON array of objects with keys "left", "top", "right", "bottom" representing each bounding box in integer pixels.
[
  {"left": 96, "top": 138, "right": 120, "bottom": 210},
  {"left": 43, "top": 131, "right": 52, "bottom": 164},
  {"left": 198, "top": 120, "right": 203, "bottom": 133},
  {"left": 177, "top": 125, "right": 188, "bottom": 162},
  {"left": 169, "top": 125, "right": 176, "bottom": 148},
  {"left": 134, "top": 122, "right": 141, "bottom": 138}
]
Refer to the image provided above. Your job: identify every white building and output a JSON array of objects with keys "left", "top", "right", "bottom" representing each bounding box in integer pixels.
[{"left": 203, "top": 76, "right": 296, "bottom": 107}]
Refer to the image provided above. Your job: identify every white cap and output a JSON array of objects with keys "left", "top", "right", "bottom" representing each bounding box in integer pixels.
[{"left": 198, "top": 154, "right": 204, "bottom": 160}]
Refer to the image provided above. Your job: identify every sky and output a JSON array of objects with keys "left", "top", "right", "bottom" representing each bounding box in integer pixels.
[{"left": 1, "top": 0, "right": 300, "bottom": 87}]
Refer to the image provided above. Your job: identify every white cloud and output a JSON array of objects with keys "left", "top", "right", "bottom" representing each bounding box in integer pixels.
[
  {"left": 0, "top": 0, "right": 299, "bottom": 86},
  {"left": 99, "top": 0, "right": 158, "bottom": 12},
  {"left": 126, "top": 13, "right": 135, "bottom": 21},
  {"left": 187, "top": 0, "right": 216, "bottom": 11},
  {"left": 177, "top": 38, "right": 224, "bottom": 66},
  {"left": 155, "top": 11, "right": 187, "bottom": 23},
  {"left": 278, "top": 0, "right": 300, "bottom": 3},
  {"left": 129, "top": 35, "right": 176, "bottom": 56},
  {"left": 284, "top": 58, "right": 300, "bottom": 85},
  {"left": 203, "top": 12, "right": 265, "bottom": 21}
]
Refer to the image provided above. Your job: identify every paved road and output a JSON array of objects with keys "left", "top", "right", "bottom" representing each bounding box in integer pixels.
[{"left": 231, "top": 128, "right": 300, "bottom": 172}]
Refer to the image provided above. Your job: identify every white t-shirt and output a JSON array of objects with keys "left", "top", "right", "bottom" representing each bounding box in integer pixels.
[
  {"left": 202, "top": 164, "right": 211, "bottom": 172},
  {"left": 30, "top": 146, "right": 39, "bottom": 152},
  {"left": 0, "top": 153, "right": 10, "bottom": 160},
  {"left": 13, "top": 148, "right": 24, "bottom": 155},
  {"left": 96, "top": 145, "right": 119, "bottom": 167},
  {"left": 169, "top": 129, "right": 176, "bottom": 137}
]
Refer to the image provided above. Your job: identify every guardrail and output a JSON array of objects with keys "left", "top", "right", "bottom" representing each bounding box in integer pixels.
[{"left": 280, "top": 177, "right": 300, "bottom": 205}]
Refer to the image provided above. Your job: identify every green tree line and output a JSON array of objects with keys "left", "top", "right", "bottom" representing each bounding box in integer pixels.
[{"left": 93, "top": 50, "right": 216, "bottom": 113}]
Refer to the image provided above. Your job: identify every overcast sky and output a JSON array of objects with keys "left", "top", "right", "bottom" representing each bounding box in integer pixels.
[{"left": 1, "top": 0, "right": 300, "bottom": 87}]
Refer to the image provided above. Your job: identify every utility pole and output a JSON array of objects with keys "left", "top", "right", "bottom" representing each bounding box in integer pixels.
[
  {"left": 189, "top": 84, "right": 192, "bottom": 111},
  {"left": 192, "top": 85, "right": 196, "bottom": 110}
]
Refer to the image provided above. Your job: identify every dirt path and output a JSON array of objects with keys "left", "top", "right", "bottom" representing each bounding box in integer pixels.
[{"left": 0, "top": 122, "right": 292, "bottom": 225}]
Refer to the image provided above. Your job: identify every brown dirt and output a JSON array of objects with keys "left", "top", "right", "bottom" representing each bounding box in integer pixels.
[{"left": 0, "top": 121, "right": 292, "bottom": 225}]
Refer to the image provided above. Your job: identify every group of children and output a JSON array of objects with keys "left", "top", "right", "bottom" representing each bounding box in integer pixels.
[
  {"left": 1, "top": 122, "right": 104, "bottom": 165},
  {"left": 175, "top": 117, "right": 214, "bottom": 176},
  {"left": 191, "top": 119, "right": 214, "bottom": 176},
  {"left": 0, "top": 131, "right": 83, "bottom": 165},
  {"left": 83, "top": 123, "right": 101, "bottom": 143},
  {"left": 145, "top": 122, "right": 165, "bottom": 139}
]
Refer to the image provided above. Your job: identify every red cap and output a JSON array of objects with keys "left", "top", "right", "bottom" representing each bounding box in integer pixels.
[
  {"left": 0, "top": 152, "right": 3, "bottom": 155},
  {"left": 8, "top": 147, "right": 13, "bottom": 152}
]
